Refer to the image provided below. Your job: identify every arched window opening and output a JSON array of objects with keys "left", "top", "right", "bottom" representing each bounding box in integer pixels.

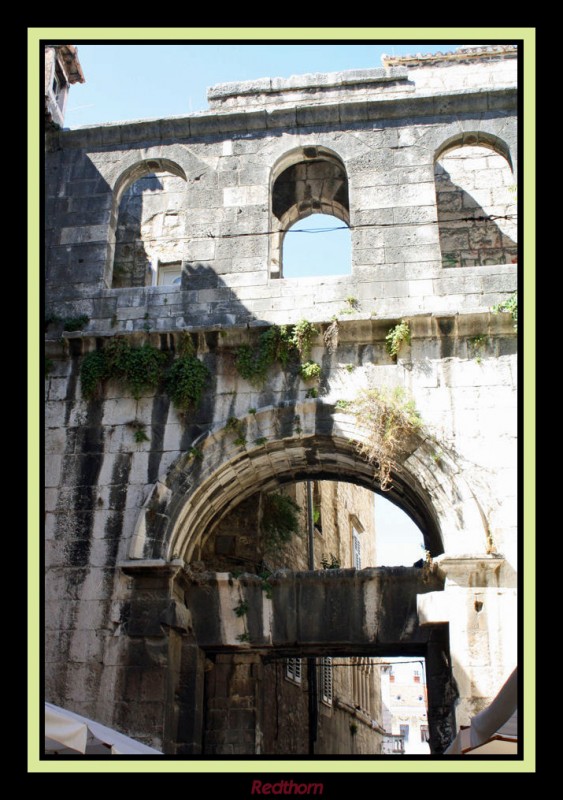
[
  {"left": 435, "top": 141, "right": 517, "bottom": 268},
  {"left": 111, "top": 160, "right": 187, "bottom": 288},
  {"left": 282, "top": 214, "right": 351, "bottom": 278},
  {"left": 270, "top": 147, "right": 350, "bottom": 278}
]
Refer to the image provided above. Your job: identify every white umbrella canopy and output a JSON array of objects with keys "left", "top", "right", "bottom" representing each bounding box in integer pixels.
[
  {"left": 45, "top": 702, "right": 162, "bottom": 755},
  {"left": 445, "top": 668, "right": 518, "bottom": 755}
]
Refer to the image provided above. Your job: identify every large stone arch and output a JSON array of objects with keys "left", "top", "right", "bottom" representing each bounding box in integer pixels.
[{"left": 128, "top": 400, "right": 490, "bottom": 564}]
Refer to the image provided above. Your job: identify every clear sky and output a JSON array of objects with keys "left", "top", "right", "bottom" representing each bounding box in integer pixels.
[{"left": 61, "top": 41, "right": 442, "bottom": 563}]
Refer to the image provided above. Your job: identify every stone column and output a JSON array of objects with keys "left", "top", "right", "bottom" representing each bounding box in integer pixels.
[
  {"left": 117, "top": 560, "right": 206, "bottom": 754},
  {"left": 203, "top": 653, "right": 264, "bottom": 755},
  {"left": 418, "top": 554, "right": 517, "bottom": 730}
]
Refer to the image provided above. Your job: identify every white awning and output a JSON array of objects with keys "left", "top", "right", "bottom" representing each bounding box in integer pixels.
[
  {"left": 445, "top": 668, "right": 518, "bottom": 755},
  {"left": 45, "top": 702, "right": 162, "bottom": 755}
]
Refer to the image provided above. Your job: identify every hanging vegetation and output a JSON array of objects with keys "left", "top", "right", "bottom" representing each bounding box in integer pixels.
[{"left": 353, "top": 387, "right": 423, "bottom": 491}]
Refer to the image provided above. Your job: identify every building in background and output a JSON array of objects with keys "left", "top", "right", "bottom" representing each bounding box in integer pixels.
[
  {"left": 44, "top": 45, "right": 85, "bottom": 129},
  {"left": 258, "top": 482, "right": 384, "bottom": 754},
  {"left": 380, "top": 659, "right": 430, "bottom": 754}
]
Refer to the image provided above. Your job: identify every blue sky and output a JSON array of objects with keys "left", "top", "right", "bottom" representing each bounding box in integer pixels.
[{"left": 62, "top": 40, "right": 455, "bottom": 564}]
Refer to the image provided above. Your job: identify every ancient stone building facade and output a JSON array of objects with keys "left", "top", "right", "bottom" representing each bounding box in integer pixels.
[{"left": 44, "top": 45, "right": 518, "bottom": 755}]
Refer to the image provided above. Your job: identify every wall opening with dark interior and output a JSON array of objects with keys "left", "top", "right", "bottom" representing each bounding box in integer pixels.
[{"left": 270, "top": 147, "right": 350, "bottom": 279}]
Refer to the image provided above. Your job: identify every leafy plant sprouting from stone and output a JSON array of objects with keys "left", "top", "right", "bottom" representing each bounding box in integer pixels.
[
  {"left": 80, "top": 338, "right": 167, "bottom": 400},
  {"left": 233, "top": 600, "right": 249, "bottom": 618},
  {"left": 321, "top": 553, "right": 341, "bottom": 569},
  {"left": 292, "top": 319, "right": 318, "bottom": 359},
  {"left": 353, "top": 386, "right": 423, "bottom": 491},
  {"left": 468, "top": 335, "right": 487, "bottom": 364},
  {"left": 340, "top": 297, "right": 361, "bottom": 316},
  {"left": 235, "top": 320, "right": 318, "bottom": 387},
  {"left": 492, "top": 291, "right": 518, "bottom": 330},
  {"left": 165, "top": 332, "right": 211, "bottom": 411},
  {"left": 225, "top": 416, "right": 247, "bottom": 447},
  {"left": 257, "top": 567, "right": 274, "bottom": 599},
  {"left": 45, "top": 313, "right": 90, "bottom": 332},
  {"left": 62, "top": 314, "right": 90, "bottom": 332},
  {"left": 129, "top": 420, "right": 150, "bottom": 444},
  {"left": 299, "top": 361, "right": 321, "bottom": 382},
  {"left": 79, "top": 332, "right": 210, "bottom": 411},
  {"left": 261, "top": 492, "right": 301, "bottom": 555},
  {"left": 385, "top": 320, "right": 411, "bottom": 359}
]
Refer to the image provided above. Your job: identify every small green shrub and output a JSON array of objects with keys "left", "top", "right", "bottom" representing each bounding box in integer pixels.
[
  {"left": 134, "top": 428, "right": 150, "bottom": 444},
  {"left": 80, "top": 349, "right": 109, "bottom": 399},
  {"left": 62, "top": 315, "right": 90, "bottom": 332},
  {"left": 165, "top": 354, "right": 210, "bottom": 410},
  {"left": 235, "top": 321, "right": 318, "bottom": 386},
  {"left": 292, "top": 319, "right": 318, "bottom": 359},
  {"left": 233, "top": 601, "right": 249, "bottom": 618},
  {"left": 385, "top": 320, "right": 411, "bottom": 359},
  {"left": 492, "top": 292, "right": 518, "bottom": 330},
  {"left": 100, "top": 339, "right": 166, "bottom": 400},
  {"left": 299, "top": 361, "right": 321, "bottom": 381}
]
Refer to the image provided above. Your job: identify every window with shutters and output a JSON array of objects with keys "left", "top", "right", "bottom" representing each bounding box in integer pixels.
[
  {"left": 320, "top": 657, "right": 333, "bottom": 705},
  {"left": 352, "top": 528, "right": 362, "bottom": 570},
  {"left": 286, "top": 657, "right": 302, "bottom": 684}
]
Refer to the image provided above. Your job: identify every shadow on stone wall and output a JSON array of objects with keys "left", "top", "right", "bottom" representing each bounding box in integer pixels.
[
  {"left": 435, "top": 163, "right": 517, "bottom": 268},
  {"left": 112, "top": 175, "right": 164, "bottom": 288}
]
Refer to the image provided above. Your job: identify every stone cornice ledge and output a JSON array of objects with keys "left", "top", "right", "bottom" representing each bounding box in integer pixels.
[
  {"left": 52, "top": 87, "right": 517, "bottom": 150},
  {"left": 432, "top": 553, "right": 507, "bottom": 586}
]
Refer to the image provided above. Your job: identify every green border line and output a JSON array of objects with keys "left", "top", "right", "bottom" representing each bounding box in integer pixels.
[{"left": 30, "top": 26, "right": 535, "bottom": 775}]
